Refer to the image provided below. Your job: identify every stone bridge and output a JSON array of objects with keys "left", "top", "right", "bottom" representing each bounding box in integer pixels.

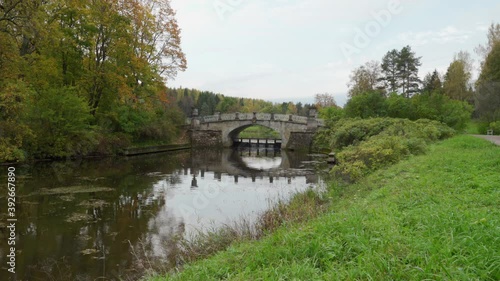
[{"left": 187, "top": 112, "right": 325, "bottom": 150}]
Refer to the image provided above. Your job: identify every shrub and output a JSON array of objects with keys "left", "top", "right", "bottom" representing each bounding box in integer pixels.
[
  {"left": 326, "top": 118, "right": 455, "bottom": 182},
  {"left": 489, "top": 121, "right": 500, "bottom": 135},
  {"left": 329, "top": 118, "right": 396, "bottom": 150},
  {"left": 332, "top": 135, "right": 411, "bottom": 181},
  {"left": 94, "top": 132, "right": 132, "bottom": 155}
]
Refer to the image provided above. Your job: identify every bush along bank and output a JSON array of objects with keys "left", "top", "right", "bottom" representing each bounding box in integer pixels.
[{"left": 314, "top": 118, "right": 455, "bottom": 182}]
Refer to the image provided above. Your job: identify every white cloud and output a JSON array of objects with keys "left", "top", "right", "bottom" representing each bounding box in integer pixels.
[{"left": 395, "top": 26, "right": 471, "bottom": 47}]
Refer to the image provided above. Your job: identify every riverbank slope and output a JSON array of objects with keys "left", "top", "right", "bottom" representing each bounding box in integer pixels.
[{"left": 148, "top": 135, "right": 500, "bottom": 280}]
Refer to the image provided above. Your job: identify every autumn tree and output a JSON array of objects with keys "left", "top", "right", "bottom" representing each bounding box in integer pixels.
[
  {"left": 0, "top": 0, "right": 188, "bottom": 161},
  {"left": 347, "top": 61, "right": 383, "bottom": 97},
  {"left": 443, "top": 52, "right": 474, "bottom": 102},
  {"left": 315, "top": 93, "right": 337, "bottom": 108}
]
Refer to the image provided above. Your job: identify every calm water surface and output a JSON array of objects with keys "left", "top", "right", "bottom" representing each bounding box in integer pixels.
[{"left": 0, "top": 147, "right": 324, "bottom": 280}]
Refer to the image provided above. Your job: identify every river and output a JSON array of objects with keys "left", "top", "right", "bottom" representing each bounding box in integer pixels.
[{"left": 0, "top": 147, "right": 325, "bottom": 280}]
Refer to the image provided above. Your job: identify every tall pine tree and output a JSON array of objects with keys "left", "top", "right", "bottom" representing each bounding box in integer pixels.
[{"left": 397, "top": 46, "right": 422, "bottom": 98}]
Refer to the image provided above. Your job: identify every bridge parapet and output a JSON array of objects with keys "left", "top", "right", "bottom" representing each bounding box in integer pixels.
[
  {"left": 273, "top": 114, "right": 289, "bottom": 122},
  {"left": 220, "top": 113, "right": 236, "bottom": 121},
  {"left": 203, "top": 115, "right": 220, "bottom": 122},
  {"left": 239, "top": 113, "right": 254, "bottom": 120},
  {"left": 291, "top": 115, "right": 308, "bottom": 124},
  {"left": 187, "top": 113, "right": 325, "bottom": 126},
  {"left": 256, "top": 113, "right": 272, "bottom": 120}
]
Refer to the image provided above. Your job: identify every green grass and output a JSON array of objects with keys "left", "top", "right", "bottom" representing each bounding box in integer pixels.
[{"left": 147, "top": 135, "right": 500, "bottom": 281}]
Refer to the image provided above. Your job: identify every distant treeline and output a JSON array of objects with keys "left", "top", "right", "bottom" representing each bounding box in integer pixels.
[{"left": 168, "top": 87, "right": 317, "bottom": 117}]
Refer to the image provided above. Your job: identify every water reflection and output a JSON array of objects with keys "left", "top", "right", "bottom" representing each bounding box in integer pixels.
[{"left": 0, "top": 148, "right": 322, "bottom": 281}]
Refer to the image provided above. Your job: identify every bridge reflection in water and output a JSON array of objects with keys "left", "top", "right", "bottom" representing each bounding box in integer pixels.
[{"left": 186, "top": 147, "right": 319, "bottom": 186}]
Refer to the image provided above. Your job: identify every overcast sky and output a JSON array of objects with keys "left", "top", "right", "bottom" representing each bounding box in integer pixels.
[{"left": 169, "top": 0, "right": 500, "bottom": 106}]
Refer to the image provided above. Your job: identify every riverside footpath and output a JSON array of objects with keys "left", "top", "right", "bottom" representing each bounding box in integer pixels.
[{"left": 473, "top": 135, "right": 500, "bottom": 146}]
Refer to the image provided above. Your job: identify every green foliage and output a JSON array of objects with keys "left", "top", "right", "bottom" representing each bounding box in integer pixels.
[
  {"left": 489, "top": 121, "right": 500, "bottom": 135},
  {"left": 476, "top": 42, "right": 500, "bottom": 123},
  {"left": 380, "top": 46, "right": 422, "bottom": 97},
  {"left": 422, "top": 69, "right": 442, "bottom": 93},
  {"left": 138, "top": 106, "right": 184, "bottom": 142},
  {"left": 94, "top": 132, "right": 132, "bottom": 155},
  {"left": 319, "top": 106, "right": 344, "bottom": 124},
  {"left": 332, "top": 135, "right": 411, "bottom": 182},
  {"left": 344, "top": 91, "right": 387, "bottom": 118},
  {"left": 0, "top": 81, "right": 35, "bottom": 162},
  {"left": 443, "top": 59, "right": 473, "bottom": 102},
  {"left": 340, "top": 91, "right": 473, "bottom": 131},
  {"left": 413, "top": 92, "right": 474, "bottom": 131},
  {"left": 25, "top": 87, "right": 96, "bottom": 158},
  {"left": 315, "top": 118, "right": 454, "bottom": 182},
  {"left": 386, "top": 92, "right": 413, "bottom": 119}
]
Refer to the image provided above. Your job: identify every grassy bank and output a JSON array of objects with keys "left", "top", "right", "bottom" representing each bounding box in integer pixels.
[{"left": 147, "top": 135, "right": 499, "bottom": 280}]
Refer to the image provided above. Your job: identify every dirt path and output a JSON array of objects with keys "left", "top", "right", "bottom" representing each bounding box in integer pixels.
[{"left": 472, "top": 135, "right": 500, "bottom": 146}]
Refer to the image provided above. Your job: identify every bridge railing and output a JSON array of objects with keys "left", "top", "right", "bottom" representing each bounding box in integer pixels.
[
  {"left": 256, "top": 113, "right": 272, "bottom": 120},
  {"left": 189, "top": 113, "right": 325, "bottom": 125},
  {"left": 220, "top": 113, "right": 236, "bottom": 121},
  {"left": 291, "top": 115, "right": 308, "bottom": 124},
  {"left": 202, "top": 115, "right": 219, "bottom": 122},
  {"left": 239, "top": 113, "right": 254, "bottom": 120},
  {"left": 273, "top": 114, "right": 289, "bottom": 122}
]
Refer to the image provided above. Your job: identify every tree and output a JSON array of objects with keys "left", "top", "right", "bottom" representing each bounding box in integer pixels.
[
  {"left": 422, "top": 70, "right": 442, "bottom": 93},
  {"left": 443, "top": 58, "right": 473, "bottom": 102},
  {"left": 397, "top": 45, "right": 422, "bottom": 98},
  {"left": 128, "top": 0, "right": 187, "bottom": 79},
  {"left": 0, "top": 0, "right": 188, "bottom": 161},
  {"left": 347, "top": 61, "right": 383, "bottom": 97},
  {"left": 380, "top": 46, "right": 422, "bottom": 97},
  {"left": 476, "top": 42, "right": 500, "bottom": 122},
  {"left": 475, "top": 23, "right": 500, "bottom": 69},
  {"left": 315, "top": 93, "right": 337, "bottom": 108},
  {"left": 380, "top": 49, "right": 400, "bottom": 93}
]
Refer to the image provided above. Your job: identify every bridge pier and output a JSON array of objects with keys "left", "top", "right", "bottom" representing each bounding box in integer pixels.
[
  {"left": 190, "top": 130, "right": 223, "bottom": 147},
  {"left": 286, "top": 132, "right": 316, "bottom": 151}
]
